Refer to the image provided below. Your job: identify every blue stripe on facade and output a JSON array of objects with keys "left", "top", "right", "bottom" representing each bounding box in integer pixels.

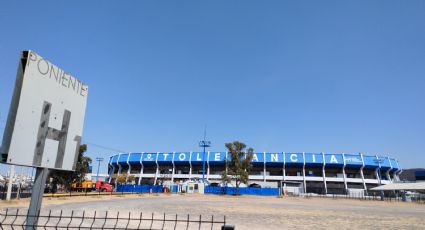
[
  {"left": 173, "top": 152, "right": 191, "bottom": 165},
  {"left": 110, "top": 152, "right": 400, "bottom": 171},
  {"left": 363, "top": 155, "right": 380, "bottom": 169},
  {"left": 111, "top": 155, "right": 119, "bottom": 165},
  {"left": 141, "top": 152, "right": 157, "bottom": 165},
  {"left": 390, "top": 159, "right": 399, "bottom": 172},
  {"left": 343, "top": 154, "right": 363, "bottom": 168},
  {"left": 208, "top": 152, "right": 226, "bottom": 165},
  {"left": 190, "top": 152, "right": 205, "bottom": 165},
  {"left": 285, "top": 153, "right": 304, "bottom": 166},
  {"left": 128, "top": 153, "right": 142, "bottom": 164},
  {"left": 265, "top": 153, "right": 284, "bottom": 166},
  {"left": 157, "top": 152, "right": 173, "bottom": 164},
  {"left": 378, "top": 156, "right": 392, "bottom": 170},
  {"left": 304, "top": 153, "right": 323, "bottom": 166},
  {"left": 118, "top": 153, "right": 129, "bottom": 164},
  {"left": 324, "top": 154, "right": 344, "bottom": 167},
  {"left": 251, "top": 153, "right": 264, "bottom": 166}
]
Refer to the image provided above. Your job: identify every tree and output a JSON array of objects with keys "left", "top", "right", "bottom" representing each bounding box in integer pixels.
[
  {"left": 113, "top": 173, "right": 127, "bottom": 184},
  {"left": 111, "top": 173, "right": 135, "bottom": 184},
  {"left": 127, "top": 175, "right": 136, "bottom": 184},
  {"left": 221, "top": 141, "right": 254, "bottom": 195},
  {"left": 50, "top": 144, "right": 92, "bottom": 189}
]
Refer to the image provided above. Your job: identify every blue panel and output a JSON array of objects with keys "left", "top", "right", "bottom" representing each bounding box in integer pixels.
[
  {"left": 128, "top": 153, "right": 142, "bottom": 164},
  {"left": 378, "top": 157, "right": 391, "bottom": 169},
  {"left": 204, "top": 186, "right": 279, "bottom": 196},
  {"left": 157, "top": 152, "right": 173, "bottom": 164},
  {"left": 111, "top": 155, "right": 119, "bottom": 165},
  {"left": 304, "top": 153, "right": 323, "bottom": 166},
  {"left": 118, "top": 153, "right": 129, "bottom": 165},
  {"left": 285, "top": 153, "right": 303, "bottom": 165},
  {"left": 324, "top": 154, "right": 343, "bottom": 167},
  {"left": 390, "top": 159, "right": 399, "bottom": 171},
  {"left": 116, "top": 185, "right": 163, "bottom": 193},
  {"left": 251, "top": 153, "right": 264, "bottom": 166},
  {"left": 344, "top": 154, "right": 363, "bottom": 168},
  {"left": 173, "top": 152, "right": 191, "bottom": 165},
  {"left": 190, "top": 152, "right": 206, "bottom": 165},
  {"left": 265, "top": 153, "right": 284, "bottom": 166},
  {"left": 363, "top": 155, "right": 380, "bottom": 169},
  {"left": 141, "top": 152, "right": 157, "bottom": 165},
  {"left": 415, "top": 171, "right": 425, "bottom": 177},
  {"left": 208, "top": 152, "right": 226, "bottom": 165}
]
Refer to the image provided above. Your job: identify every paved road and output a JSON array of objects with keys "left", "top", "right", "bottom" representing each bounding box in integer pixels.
[{"left": 2, "top": 194, "right": 424, "bottom": 229}]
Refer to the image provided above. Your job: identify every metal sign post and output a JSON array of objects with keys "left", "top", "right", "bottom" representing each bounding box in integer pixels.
[{"left": 26, "top": 167, "right": 49, "bottom": 230}]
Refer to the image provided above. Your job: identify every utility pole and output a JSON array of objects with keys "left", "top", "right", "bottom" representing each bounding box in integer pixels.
[
  {"left": 6, "top": 165, "right": 14, "bottom": 201},
  {"left": 16, "top": 166, "right": 24, "bottom": 199},
  {"left": 96, "top": 157, "right": 104, "bottom": 181},
  {"left": 198, "top": 126, "right": 211, "bottom": 183}
]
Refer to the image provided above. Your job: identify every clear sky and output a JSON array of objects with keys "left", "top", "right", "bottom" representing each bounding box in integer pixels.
[{"left": 0, "top": 1, "right": 424, "bottom": 175}]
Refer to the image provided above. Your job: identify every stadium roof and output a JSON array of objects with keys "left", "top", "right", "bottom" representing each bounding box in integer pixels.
[{"left": 371, "top": 183, "right": 425, "bottom": 191}]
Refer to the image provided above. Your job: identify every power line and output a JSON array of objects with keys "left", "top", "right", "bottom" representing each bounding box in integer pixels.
[{"left": 82, "top": 140, "right": 129, "bottom": 153}]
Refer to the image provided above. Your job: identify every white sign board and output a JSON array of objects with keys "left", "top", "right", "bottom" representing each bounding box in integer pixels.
[{"left": 0, "top": 50, "right": 88, "bottom": 170}]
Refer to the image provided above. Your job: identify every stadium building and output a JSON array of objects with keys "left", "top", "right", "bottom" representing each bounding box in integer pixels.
[{"left": 108, "top": 152, "right": 401, "bottom": 195}]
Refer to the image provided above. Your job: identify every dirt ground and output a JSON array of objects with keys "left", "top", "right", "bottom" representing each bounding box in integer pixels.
[{"left": 1, "top": 194, "right": 424, "bottom": 229}]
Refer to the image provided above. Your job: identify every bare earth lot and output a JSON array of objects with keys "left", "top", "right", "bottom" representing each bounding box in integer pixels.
[{"left": 1, "top": 194, "right": 424, "bottom": 229}]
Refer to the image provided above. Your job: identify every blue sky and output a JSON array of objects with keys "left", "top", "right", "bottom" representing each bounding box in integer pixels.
[{"left": 1, "top": 1, "right": 424, "bottom": 175}]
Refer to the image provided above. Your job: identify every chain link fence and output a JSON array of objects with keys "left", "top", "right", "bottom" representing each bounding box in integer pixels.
[{"left": 0, "top": 209, "right": 233, "bottom": 230}]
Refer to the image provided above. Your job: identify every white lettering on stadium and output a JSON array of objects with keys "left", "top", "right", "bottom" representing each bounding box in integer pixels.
[
  {"left": 179, "top": 153, "right": 186, "bottom": 161},
  {"left": 290, "top": 154, "right": 298, "bottom": 162},
  {"left": 271, "top": 154, "right": 278, "bottom": 162},
  {"left": 345, "top": 157, "right": 362, "bottom": 163},
  {"left": 330, "top": 155, "right": 338, "bottom": 164},
  {"left": 163, "top": 153, "right": 169, "bottom": 160}
]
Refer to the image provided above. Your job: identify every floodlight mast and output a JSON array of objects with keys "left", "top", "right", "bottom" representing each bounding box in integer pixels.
[
  {"left": 199, "top": 127, "right": 211, "bottom": 183},
  {"left": 96, "top": 157, "right": 104, "bottom": 181}
]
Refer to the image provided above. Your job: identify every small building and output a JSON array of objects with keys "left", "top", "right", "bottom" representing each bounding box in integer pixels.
[{"left": 186, "top": 182, "right": 204, "bottom": 194}]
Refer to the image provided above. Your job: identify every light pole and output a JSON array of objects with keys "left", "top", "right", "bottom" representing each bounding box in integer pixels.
[
  {"left": 199, "top": 128, "right": 211, "bottom": 183},
  {"left": 96, "top": 157, "right": 104, "bottom": 181}
]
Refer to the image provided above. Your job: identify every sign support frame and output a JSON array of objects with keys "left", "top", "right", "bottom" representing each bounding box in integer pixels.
[{"left": 25, "top": 167, "right": 49, "bottom": 230}]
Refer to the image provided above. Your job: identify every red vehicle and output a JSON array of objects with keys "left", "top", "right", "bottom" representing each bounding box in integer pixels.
[
  {"left": 71, "top": 180, "right": 113, "bottom": 192},
  {"left": 95, "top": 180, "right": 113, "bottom": 192}
]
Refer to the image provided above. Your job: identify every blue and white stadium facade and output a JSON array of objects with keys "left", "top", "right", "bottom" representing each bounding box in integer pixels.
[{"left": 108, "top": 152, "right": 401, "bottom": 194}]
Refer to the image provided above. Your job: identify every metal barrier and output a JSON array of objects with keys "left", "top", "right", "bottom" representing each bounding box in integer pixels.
[
  {"left": 290, "top": 193, "right": 425, "bottom": 204},
  {"left": 116, "top": 185, "right": 164, "bottom": 193},
  {"left": 0, "top": 209, "right": 232, "bottom": 230},
  {"left": 205, "top": 186, "right": 279, "bottom": 196},
  {"left": 0, "top": 186, "right": 32, "bottom": 200}
]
